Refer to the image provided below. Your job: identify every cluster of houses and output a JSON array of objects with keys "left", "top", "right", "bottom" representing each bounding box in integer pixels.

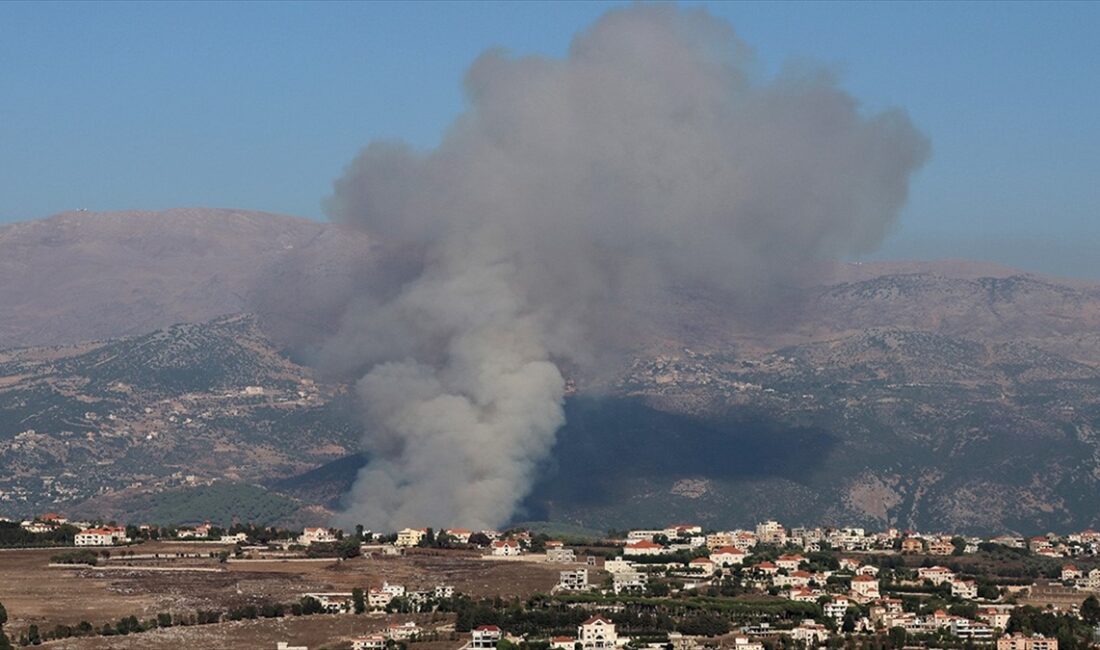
[{"left": 302, "top": 582, "right": 456, "bottom": 615}]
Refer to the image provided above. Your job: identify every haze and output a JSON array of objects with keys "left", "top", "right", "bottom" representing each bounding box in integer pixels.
[{"left": 1, "top": 1, "right": 1098, "bottom": 278}]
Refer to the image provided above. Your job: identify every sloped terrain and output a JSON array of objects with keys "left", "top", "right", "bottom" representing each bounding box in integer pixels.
[{"left": 3, "top": 209, "right": 1100, "bottom": 533}]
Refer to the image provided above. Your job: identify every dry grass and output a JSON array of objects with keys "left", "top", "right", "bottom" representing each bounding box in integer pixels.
[{"left": 1, "top": 544, "right": 567, "bottom": 648}]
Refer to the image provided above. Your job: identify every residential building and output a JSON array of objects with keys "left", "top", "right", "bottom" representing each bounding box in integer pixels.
[
  {"left": 711, "top": 546, "right": 747, "bottom": 566},
  {"left": 998, "top": 634, "right": 1058, "bottom": 650},
  {"left": 387, "top": 622, "right": 421, "bottom": 641},
  {"left": 471, "top": 625, "right": 503, "bottom": 649},
  {"left": 755, "top": 520, "right": 786, "bottom": 546},
  {"left": 951, "top": 579, "right": 978, "bottom": 600},
  {"left": 351, "top": 636, "right": 386, "bottom": 650},
  {"left": 951, "top": 618, "right": 994, "bottom": 640},
  {"left": 559, "top": 568, "right": 589, "bottom": 591},
  {"left": 300, "top": 527, "right": 337, "bottom": 546},
  {"left": 612, "top": 570, "right": 648, "bottom": 594},
  {"left": 688, "top": 557, "right": 715, "bottom": 576},
  {"left": 396, "top": 528, "right": 428, "bottom": 547},
  {"left": 850, "top": 575, "right": 880, "bottom": 600},
  {"left": 578, "top": 616, "right": 619, "bottom": 649},
  {"left": 302, "top": 593, "right": 353, "bottom": 614},
  {"left": 74, "top": 526, "right": 128, "bottom": 546},
  {"left": 776, "top": 554, "right": 805, "bottom": 571},
  {"left": 491, "top": 539, "right": 522, "bottom": 556},
  {"left": 547, "top": 547, "right": 576, "bottom": 563},
  {"left": 623, "top": 540, "right": 665, "bottom": 556}
]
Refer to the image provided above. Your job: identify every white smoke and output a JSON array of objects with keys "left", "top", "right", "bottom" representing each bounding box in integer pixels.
[{"left": 324, "top": 4, "right": 929, "bottom": 530}]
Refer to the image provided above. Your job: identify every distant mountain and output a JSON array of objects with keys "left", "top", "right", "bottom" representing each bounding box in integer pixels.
[
  {"left": 0, "top": 208, "right": 373, "bottom": 350},
  {"left": 2, "top": 208, "right": 1100, "bottom": 534}
]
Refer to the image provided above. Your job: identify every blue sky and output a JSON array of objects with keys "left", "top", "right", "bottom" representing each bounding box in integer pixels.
[{"left": 2, "top": 1, "right": 1098, "bottom": 277}]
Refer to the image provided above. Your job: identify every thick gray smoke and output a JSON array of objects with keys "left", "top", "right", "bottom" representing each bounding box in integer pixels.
[{"left": 324, "top": 4, "right": 929, "bottom": 531}]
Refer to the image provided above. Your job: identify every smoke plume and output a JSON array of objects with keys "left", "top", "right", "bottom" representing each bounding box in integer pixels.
[{"left": 324, "top": 4, "right": 929, "bottom": 530}]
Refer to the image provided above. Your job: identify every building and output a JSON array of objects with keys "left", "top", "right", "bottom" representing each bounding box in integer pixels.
[
  {"left": 928, "top": 538, "right": 956, "bottom": 555},
  {"left": 901, "top": 537, "right": 924, "bottom": 554},
  {"left": 951, "top": 618, "right": 994, "bottom": 640},
  {"left": 435, "top": 584, "right": 455, "bottom": 599},
  {"left": 951, "top": 579, "right": 978, "bottom": 600},
  {"left": 917, "top": 565, "right": 955, "bottom": 585},
  {"left": 491, "top": 539, "right": 522, "bottom": 556},
  {"left": 446, "top": 528, "right": 473, "bottom": 544},
  {"left": 604, "top": 558, "right": 635, "bottom": 574},
  {"left": 277, "top": 643, "right": 308, "bottom": 650},
  {"left": 776, "top": 554, "right": 805, "bottom": 571},
  {"left": 578, "top": 616, "right": 619, "bottom": 649},
  {"left": 711, "top": 546, "right": 746, "bottom": 566},
  {"left": 368, "top": 588, "right": 392, "bottom": 610},
  {"left": 688, "top": 557, "right": 715, "bottom": 577},
  {"left": 387, "top": 622, "right": 421, "bottom": 641},
  {"left": 978, "top": 608, "right": 1011, "bottom": 631},
  {"left": 998, "top": 634, "right": 1058, "bottom": 650},
  {"left": 300, "top": 527, "right": 337, "bottom": 546},
  {"left": 613, "top": 570, "right": 648, "bottom": 594},
  {"left": 396, "top": 528, "right": 428, "bottom": 547},
  {"left": 623, "top": 540, "right": 665, "bottom": 556},
  {"left": 559, "top": 568, "right": 589, "bottom": 591},
  {"left": 824, "top": 597, "right": 851, "bottom": 623},
  {"left": 351, "top": 636, "right": 386, "bottom": 650},
  {"left": 755, "top": 520, "right": 786, "bottom": 545},
  {"left": 470, "top": 625, "right": 503, "bottom": 649},
  {"left": 850, "top": 575, "right": 880, "bottom": 600},
  {"left": 1061, "top": 565, "right": 1082, "bottom": 582},
  {"left": 302, "top": 593, "right": 353, "bottom": 614},
  {"left": 547, "top": 547, "right": 576, "bottom": 563},
  {"left": 789, "top": 620, "right": 829, "bottom": 644},
  {"left": 74, "top": 526, "right": 128, "bottom": 546}
]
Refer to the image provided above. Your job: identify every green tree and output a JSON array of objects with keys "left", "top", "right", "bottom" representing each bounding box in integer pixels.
[
  {"left": 1081, "top": 595, "right": 1100, "bottom": 626},
  {"left": 27, "top": 624, "right": 40, "bottom": 645},
  {"left": 353, "top": 588, "right": 366, "bottom": 614},
  {"left": 841, "top": 612, "right": 856, "bottom": 634},
  {"left": 888, "top": 627, "right": 907, "bottom": 648},
  {"left": 0, "top": 601, "right": 6, "bottom": 627}
]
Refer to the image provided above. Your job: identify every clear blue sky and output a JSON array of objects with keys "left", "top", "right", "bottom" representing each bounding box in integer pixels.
[{"left": 2, "top": 1, "right": 1098, "bottom": 277}]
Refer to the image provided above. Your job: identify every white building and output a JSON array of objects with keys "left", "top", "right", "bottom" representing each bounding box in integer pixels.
[
  {"left": 470, "top": 625, "right": 503, "bottom": 649},
  {"left": 387, "top": 622, "right": 421, "bottom": 641},
  {"left": 578, "top": 616, "right": 619, "bottom": 649},
  {"left": 300, "top": 527, "right": 337, "bottom": 546},
  {"left": 491, "top": 539, "right": 522, "bottom": 556},
  {"left": 710, "top": 546, "right": 746, "bottom": 566},
  {"left": 74, "top": 526, "right": 128, "bottom": 546},
  {"left": 351, "top": 636, "right": 386, "bottom": 650},
  {"left": 623, "top": 540, "right": 664, "bottom": 556}
]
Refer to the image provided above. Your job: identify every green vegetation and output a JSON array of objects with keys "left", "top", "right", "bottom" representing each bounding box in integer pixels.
[
  {"left": 120, "top": 482, "right": 302, "bottom": 527},
  {"left": 0, "top": 522, "right": 78, "bottom": 548}
]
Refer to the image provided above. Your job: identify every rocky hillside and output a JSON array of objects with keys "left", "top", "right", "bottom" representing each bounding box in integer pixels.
[
  {"left": 0, "top": 315, "right": 358, "bottom": 523},
  {"left": 2, "top": 208, "right": 1100, "bottom": 533}
]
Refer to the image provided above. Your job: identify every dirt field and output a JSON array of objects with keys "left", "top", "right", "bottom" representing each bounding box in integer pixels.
[
  {"left": 0, "top": 544, "right": 572, "bottom": 648},
  {"left": 39, "top": 613, "right": 454, "bottom": 649}
]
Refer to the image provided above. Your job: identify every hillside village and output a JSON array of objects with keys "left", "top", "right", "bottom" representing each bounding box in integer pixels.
[{"left": 5, "top": 515, "right": 1100, "bottom": 649}]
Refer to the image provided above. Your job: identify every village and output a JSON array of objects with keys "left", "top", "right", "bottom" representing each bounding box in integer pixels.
[{"left": 3, "top": 515, "right": 1100, "bottom": 649}]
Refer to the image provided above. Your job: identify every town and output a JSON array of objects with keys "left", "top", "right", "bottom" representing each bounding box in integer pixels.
[{"left": 2, "top": 515, "right": 1100, "bottom": 649}]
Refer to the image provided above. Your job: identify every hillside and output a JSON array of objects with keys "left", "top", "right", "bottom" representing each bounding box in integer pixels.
[
  {"left": 0, "top": 208, "right": 373, "bottom": 349},
  {"left": 2, "top": 208, "right": 1100, "bottom": 533},
  {"left": 0, "top": 315, "right": 358, "bottom": 523}
]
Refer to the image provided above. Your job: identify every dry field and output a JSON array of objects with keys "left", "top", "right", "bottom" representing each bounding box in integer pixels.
[{"left": 0, "top": 544, "right": 572, "bottom": 649}]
